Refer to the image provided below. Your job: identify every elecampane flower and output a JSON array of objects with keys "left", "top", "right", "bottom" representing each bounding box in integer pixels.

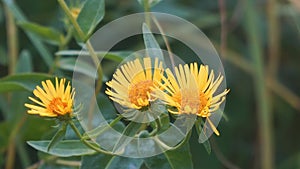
[
  {"left": 25, "top": 78, "right": 75, "bottom": 117},
  {"left": 154, "top": 63, "right": 229, "bottom": 135},
  {"left": 105, "top": 57, "right": 164, "bottom": 109}
]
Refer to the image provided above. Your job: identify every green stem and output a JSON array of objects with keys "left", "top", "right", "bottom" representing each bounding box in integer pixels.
[
  {"left": 149, "top": 117, "right": 161, "bottom": 136},
  {"left": 57, "top": 0, "right": 101, "bottom": 80},
  {"left": 144, "top": 0, "right": 151, "bottom": 28},
  {"left": 55, "top": 159, "right": 81, "bottom": 167},
  {"left": 58, "top": 0, "right": 104, "bottom": 129},
  {"left": 57, "top": 0, "right": 85, "bottom": 40},
  {"left": 152, "top": 16, "right": 175, "bottom": 69},
  {"left": 214, "top": 42, "right": 300, "bottom": 112},
  {"left": 267, "top": 0, "right": 280, "bottom": 78},
  {"left": 83, "top": 115, "right": 123, "bottom": 139},
  {"left": 245, "top": 1, "right": 273, "bottom": 169},
  {"left": 155, "top": 117, "right": 161, "bottom": 131},
  {"left": 5, "top": 115, "right": 27, "bottom": 169},
  {"left": 4, "top": 3, "right": 18, "bottom": 75},
  {"left": 218, "top": 0, "right": 228, "bottom": 59},
  {"left": 16, "top": 140, "right": 30, "bottom": 168},
  {"left": 68, "top": 120, "right": 115, "bottom": 155}
]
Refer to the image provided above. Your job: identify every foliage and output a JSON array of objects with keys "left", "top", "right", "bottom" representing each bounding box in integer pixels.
[{"left": 0, "top": 0, "right": 300, "bottom": 169}]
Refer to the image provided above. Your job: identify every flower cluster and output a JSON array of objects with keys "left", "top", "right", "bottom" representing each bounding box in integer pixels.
[
  {"left": 105, "top": 57, "right": 230, "bottom": 135},
  {"left": 24, "top": 57, "right": 229, "bottom": 136}
]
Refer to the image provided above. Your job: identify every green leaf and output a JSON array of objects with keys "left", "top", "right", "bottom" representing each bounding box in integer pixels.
[
  {"left": 81, "top": 154, "right": 112, "bottom": 169},
  {"left": 138, "top": 0, "right": 163, "bottom": 8},
  {"left": 195, "top": 119, "right": 211, "bottom": 154},
  {"left": 142, "top": 23, "right": 164, "bottom": 61},
  {"left": 0, "top": 46, "right": 7, "bottom": 65},
  {"left": 15, "top": 50, "right": 32, "bottom": 73},
  {"left": 81, "top": 154, "right": 143, "bottom": 169},
  {"left": 57, "top": 57, "right": 96, "bottom": 77},
  {"left": 38, "top": 163, "right": 78, "bottom": 169},
  {"left": 105, "top": 156, "right": 143, "bottom": 169},
  {"left": 202, "top": 139, "right": 211, "bottom": 155},
  {"left": 0, "top": 73, "right": 52, "bottom": 93},
  {"left": 144, "top": 142, "right": 193, "bottom": 169},
  {"left": 0, "top": 122, "right": 10, "bottom": 151},
  {"left": 97, "top": 93, "right": 118, "bottom": 120},
  {"left": 47, "top": 122, "right": 68, "bottom": 151},
  {"left": 27, "top": 140, "right": 96, "bottom": 157},
  {"left": 18, "top": 21, "right": 64, "bottom": 45},
  {"left": 2, "top": 0, "right": 54, "bottom": 68},
  {"left": 112, "top": 122, "right": 143, "bottom": 154},
  {"left": 56, "top": 50, "right": 131, "bottom": 62},
  {"left": 77, "top": 0, "right": 105, "bottom": 40}
]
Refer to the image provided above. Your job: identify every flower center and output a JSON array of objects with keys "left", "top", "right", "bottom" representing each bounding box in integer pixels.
[
  {"left": 128, "top": 80, "right": 153, "bottom": 108},
  {"left": 176, "top": 90, "right": 211, "bottom": 116},
  {"left": 48, "top": 98, "right": 69, "bottom": 115}
]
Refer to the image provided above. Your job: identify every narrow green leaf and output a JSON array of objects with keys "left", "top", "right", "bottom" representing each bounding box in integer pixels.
[
  {"left": 0, "top": 122, "right": 10, "bottom": 151},
  {"left": 15, "top": 50, "right": 32, "bottom": 73},
  {"left": 202, "top": 139, "right": 211, "bottom": 155},
  {"left": 0, "top": 73, "right": 52, "bottom": 93},
  {"left": 57, "top": 57, "right": 96, "bottom": 77},
  {"left": 2, "top": 0, "right": 54, "bottom": 68},
  {"left": 47, "top": 122, "right": 68, "bottom": 151},
  {"left": 18, "top": 21, "right": 64, "bottom": 45},
  {"left": 56, "top": 50, "right": 131, "bottom": 62},
  {"left": 77, "top": 0, "right": 105, "bottom": 40},
  {"left": 195, "top": 119, "right": 211, "bottom": 154},
  {"left": 142, "top": 23, "right": 164, "bottom": 61},
  {"left": 144, "top": 142, "right": 193, "bottom": 169},
  {"left": 27, "top": 140, "right": 96, "bottom": 157}
]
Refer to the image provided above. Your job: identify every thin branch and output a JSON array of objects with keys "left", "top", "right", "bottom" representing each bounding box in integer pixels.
[
  {"left": 214, "top": 42, "right": 300, "bottom": 112},
  {"left": 267, "top": 0, "right": 280, "bottom": 78},
  {"left": 152, "top": 16, "right": 175, "bottom": 69},
  {"left": 218, "top": 0, "right": 228, "bottom": 59},
  {"left": 55, "top": 159, "right": 81, "bottom": 167},
  {"left": 211, "top": 138, "right": 241, "bottom": 169},
  {"left": 5, "top": 115, "right": 27, "bottom": 169}
]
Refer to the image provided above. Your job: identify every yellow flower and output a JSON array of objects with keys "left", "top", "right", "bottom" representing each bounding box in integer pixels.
[
  {"left": 105, "top": 57, "right": 164, "bottom": 109},
  {"left": 154, "top": 63, "right": 229, "bottom": 135},
  {"left": 25, "top": 78, "right": 75, "bottom": 117}
]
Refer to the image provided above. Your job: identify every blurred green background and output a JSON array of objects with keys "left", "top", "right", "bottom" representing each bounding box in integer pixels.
[{"left": 1, "top": 0, "right": 300, "bottom": 169}]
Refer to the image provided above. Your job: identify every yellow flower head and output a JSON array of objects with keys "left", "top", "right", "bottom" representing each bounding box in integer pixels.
[
  {"left": 105, "top": 57, "right": 164, "bottom": 110},
  {"left": 25, "top": 78, "right": 75, "bottom": 117},
  {"left": 154, "top": 63, "right": 230, "bottom": 135}
]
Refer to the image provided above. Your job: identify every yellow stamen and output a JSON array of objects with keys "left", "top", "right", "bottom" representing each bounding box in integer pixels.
[{"left": 128, "top": 80, "right": 153, "bottom": 108}]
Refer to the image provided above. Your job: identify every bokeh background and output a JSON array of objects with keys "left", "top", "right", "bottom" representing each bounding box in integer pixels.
[{"left": 1, "top": 0, "right": 300, "bottom": 169}]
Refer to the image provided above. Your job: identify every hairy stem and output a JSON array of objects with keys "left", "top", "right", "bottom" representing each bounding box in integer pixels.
[{"left": 68, "top": 121, "right": 114, "bottom": 155}]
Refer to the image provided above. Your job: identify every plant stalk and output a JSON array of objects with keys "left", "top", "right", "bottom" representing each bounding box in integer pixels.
[
  {"left": 68, "top": 120, "right": 114, "bottom": 155},
  {"left": 244, "top": 1, "right": 274, "bottom": 169},
  {"left": 4, "top": 3, "right": 18, "bottom": 75}
]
